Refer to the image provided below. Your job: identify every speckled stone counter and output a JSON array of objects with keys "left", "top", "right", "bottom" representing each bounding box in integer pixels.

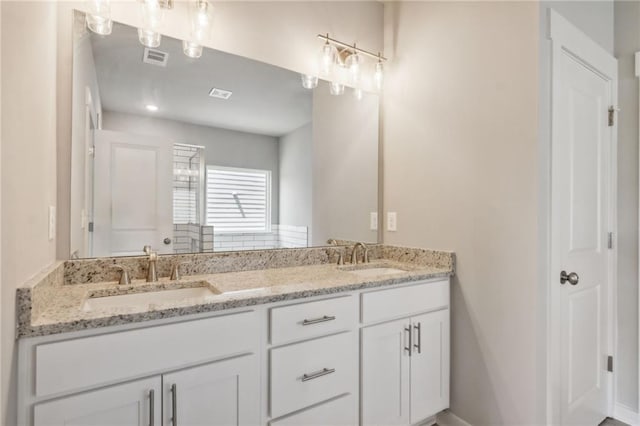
[{"left": 16, "top": 245, "right": 454, "bottom": 338}]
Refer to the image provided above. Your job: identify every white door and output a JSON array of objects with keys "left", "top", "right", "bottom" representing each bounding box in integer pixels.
[
  {"left": 550, "top": 11, "right": 617, "bottom": 426},
  {"left": 410, "top": 309, "right": 450, "bottom": 424},
  {"left": 361, "top": 318, "right": 410, "bottom": 426},
  {"left": 33, "top": 377, "right": 161, "bottom": 426},
  {"left": 162, "top": 354, "right": 260, "bottom": 426},
  {"left": 93, "top": 130, "right": 174, "bottom": 256}
]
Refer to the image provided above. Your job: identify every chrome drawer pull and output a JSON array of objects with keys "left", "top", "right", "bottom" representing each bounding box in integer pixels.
[
  {"left": 171, "top": 384, "right": 177, "bottom": 426},
  {"left": 414, "top": 322, "right": 422, "bottom": 354},
  {"left": 404, "top": 324, "right": 412, "bottom": 356},
  {"left": 149, "top": 389, "right": 154, "bottom": 426},
  {"left": 302, "top": 315, "right": 336, "bottom": 326},
  {"left": 302, "top": 367, "right": 336, "bottom": 382}
]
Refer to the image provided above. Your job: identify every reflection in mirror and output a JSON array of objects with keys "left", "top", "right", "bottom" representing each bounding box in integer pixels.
[{"left": 70, "top": 13, "right": 379, "bottom": 258}]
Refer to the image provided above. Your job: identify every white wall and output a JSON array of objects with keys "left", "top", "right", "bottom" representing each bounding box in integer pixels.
[
  {"left": 312, "top": 80, "right": 379, "bottom": 246},
  {"left": 383, "top": 2, "right": 540, "bottom": 424},
  {"left": 279, "top": 123, "right": 312, "bottom": 228},
  {"left": 1, "top": 2, "right": 58, "bottom": 425},
  {"left": 613, "top": 0, "right": 640, "bottom": 413},
  {"left": 102, "top": 110, "right": 281, "bottom": 223}
]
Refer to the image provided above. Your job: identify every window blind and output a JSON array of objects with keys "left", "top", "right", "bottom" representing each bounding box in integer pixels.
[{"left": 205, "top": 166, "right": 270, "bottom": 232}]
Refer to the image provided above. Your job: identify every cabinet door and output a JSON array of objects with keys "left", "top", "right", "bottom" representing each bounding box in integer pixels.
[
  {"left": 163, "top": 353, "right": 260, "bottom": 426},
  {"left": 361, "top": 318, "right": 411, "bottom": 426},
  {"left": 34, "top": 377, "right": 161, "bottom": 426},
  {"left": 410, "top": 309, "right": 450, "bottom": 424}
]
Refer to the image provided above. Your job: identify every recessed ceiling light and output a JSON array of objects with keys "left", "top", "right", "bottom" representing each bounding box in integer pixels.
[
  {"left": 145, "top": 104, "right": 159, "bottom": 112},
  {"left": 209, "top": 88, "right": 233, "bottom": 100}
]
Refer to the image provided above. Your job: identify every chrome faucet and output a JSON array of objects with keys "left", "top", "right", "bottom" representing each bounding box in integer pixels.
[
  {"left": 327, "top": 239, "right": 345, "bottom": 265},
  {"left": 112, "top": 265, "right": 131, "bottom": 285},
  {"left": 143, "top": 245, "right": 158, "bottom": 282},
  {"left": 351, "top": 242, "right": 370, "bottom": 264}
]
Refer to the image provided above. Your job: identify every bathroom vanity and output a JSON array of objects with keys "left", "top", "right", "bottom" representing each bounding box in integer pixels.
[{"left": 15, "top": 246, "right": 453, "bottom": 426}]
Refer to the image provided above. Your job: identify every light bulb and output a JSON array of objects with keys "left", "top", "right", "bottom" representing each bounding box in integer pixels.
[
  {"left": 138, "top": 0, "right": 164, "bottom": 47},
  {"left": 86, "top": 0, "right": 112, "bottom": 35},
  {"left": 184, "top": 0, "right": 213, "bottom": 58},
  {"left": 301, "top": 74, "right": 318, "bottom": 90},
  {"left": 345, "top": 51, "right": 361, "bottom": 84},
  {"left": 374, "top": 60, "right": 384, "bottom": 91},
  {"left": 320, "top": 42, "right": 336, "bottom": 76},
  {"left": 330, "top": 82, "right": 344, "bottom": 96}
]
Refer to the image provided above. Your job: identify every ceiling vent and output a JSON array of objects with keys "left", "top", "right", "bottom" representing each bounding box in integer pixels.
[
  {"left": 208, "top": 88, "right": 233, "bottom": 100},
  {"left": 143, "top": 48, "right": 169, "bottom": 67}
]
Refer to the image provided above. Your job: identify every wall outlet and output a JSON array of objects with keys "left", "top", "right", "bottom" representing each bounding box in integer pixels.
[
  {"left": 48, "top": 206, "right": 56, "bottom": 241},
  {"left": 387, "top": 212, "right": 397, "bottom": 232},
  {"left": 370, "top": 212, "right": 378, "bottom": 231}
]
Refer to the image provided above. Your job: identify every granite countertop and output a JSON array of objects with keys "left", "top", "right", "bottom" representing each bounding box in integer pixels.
[{"left": 17, "top": 245, "right": 454, "bottom": 338}]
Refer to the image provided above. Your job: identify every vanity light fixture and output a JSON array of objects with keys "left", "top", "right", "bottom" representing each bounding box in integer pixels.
[
  {"left": 301, "top": 74, "right": 318, "bottom": 90},
  {"left": 85, "top": 0, "right": 113, "bottom": 35},
  {"left": 138, "top": 0, "right": 166, "bottom": 48},
  {"left": 353, "top": 88, "right": 363, "bottom": 101},
  {"left": 183, "top": 0, "right": 214, "bottom": 59},
  {"left": 315, "top": 34, "right": 387, "bottom": 93},
  {"left": 145, "top": 104, "right": 159, "bottom": 112},
  {"left": 330, "top": 82, "right": 345, "bottom": 96}
]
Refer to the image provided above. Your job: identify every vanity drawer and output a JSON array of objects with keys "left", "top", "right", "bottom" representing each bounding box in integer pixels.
[
  {"left": 270, "top": 331, "right": 356, "bottom": 418},
  {"left": 35, "top": 311, "right": 259, "bottom": 398},
  {"left": 269, "top": 393, "right": 356, "bottom": 426},
  {"left": 361, "top": 279, "right": 449, "bottom": 324},
  {"left": 270, "top": 296, "right": 356, "bottom": 345}
]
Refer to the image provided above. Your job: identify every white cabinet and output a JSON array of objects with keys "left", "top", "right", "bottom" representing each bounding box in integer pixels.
[
  {"left": 34, "top": 377, "right": 161, "bottom": 426},
  {"left": 163, "top": 354, "right": 260, "bottom": 426},
  {"left": 269, "top": 394, "right": 356, "bottom": 426},
  {"left": 361, "top": 309, "right": 450, "bottom": 426}
]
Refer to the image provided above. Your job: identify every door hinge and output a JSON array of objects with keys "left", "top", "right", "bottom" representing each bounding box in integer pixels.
[
  {"left": 608, "top": 106, "right": 620, "bottom": 127},
  {"left": 88, "top": 222, "right": 94, "bottom": 232},
  {"left": 608, "top": 232, "right": 614, "bottom": 249},
  {"left": 607, "top": 355, "right": 613, "bottom": 372}
]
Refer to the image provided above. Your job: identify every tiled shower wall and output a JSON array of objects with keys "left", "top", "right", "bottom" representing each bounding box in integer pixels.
[
  {"left": 173, "top": 224, "right": 214, "bottom": 254},
  {"left": 213, "top": 225, "right": 309, "bottom": 251}
]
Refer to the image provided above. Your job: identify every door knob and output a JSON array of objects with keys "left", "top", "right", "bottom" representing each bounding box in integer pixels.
[
  {"left": 560, "top": 270, "right": 579, "bottom": 285},
  {"left": 163, "top": 238, "right": 172, "bottom": 245}
]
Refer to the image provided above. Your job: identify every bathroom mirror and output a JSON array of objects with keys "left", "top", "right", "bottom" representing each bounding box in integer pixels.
[{"left": 69, "top": 13, "right": 379, "bottom": 258}]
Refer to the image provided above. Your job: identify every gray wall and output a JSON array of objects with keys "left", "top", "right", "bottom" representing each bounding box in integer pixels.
[
  {"left": 614, "top": 0, "right": 640, "bottom": 412},
  {"left": 279, "top": 123, "right": 312, "bottom": 229},
  {"left": 383, "top": 2, "right": 540, "bottom": 424},
  {"left": 312, "top": 80, "right": 379, "bottom": 246},
  {"left": 102, "top": 110, "right": 280, "bottom": 223}
]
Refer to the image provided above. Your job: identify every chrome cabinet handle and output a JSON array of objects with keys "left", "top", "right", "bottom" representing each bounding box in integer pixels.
[
  {"left": 149, "top": 389, "right": 154, "bottom": 426},
  {"left": 302, "top": 315, "right": 336, "bottom": 326},
  {"left": 560, "top": 270, "right": 579, "bottom": 285},
  {"left": 414, "top": 322, "right": 422, "bottom": 354},
  {"left": 171, "top": 384, "right": 177, "bottom": 426},
  {"left": 404, "top": 324, "right": 412, "bottom": 356},
  {"left": 302, "top": 368, "right": 336, "bottom": 382}
]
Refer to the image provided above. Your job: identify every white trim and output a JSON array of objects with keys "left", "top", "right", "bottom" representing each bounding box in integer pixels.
[
  {"left": 436, "top": 410, "right": 473, "bottom": 426},
  {"left": 637, "top": 50, "right": 640, "bottom": 423},
  {"left": 614, "top": 403, "right": 640, "bottom": 426},
  {"left": 547, "top": 8, "right": 619, "bottom": 425},
  {"left": 635, "top": 52, "right": 640, "bottom": 77}
]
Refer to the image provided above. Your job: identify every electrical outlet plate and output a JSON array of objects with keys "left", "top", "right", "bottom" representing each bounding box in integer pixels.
[
  {"left": 48, "top": 206, "right": 56, "bottom": 241},
  {"left": 387, "top": 212, "right": 397, "bottom": 232},
  {"left": 370, "top": 212, "right": 378, "bottom": 231}
]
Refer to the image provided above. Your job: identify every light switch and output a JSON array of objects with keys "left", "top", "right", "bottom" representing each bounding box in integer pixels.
[
  {"left": 370, "top": 212, "right": 378, "bottom": 231},
  {"left": 387, "top": 212, "right": 397, "bottom": 232},
  {"left": 48, "top": 206, "right": 56, "bottom": 241}
]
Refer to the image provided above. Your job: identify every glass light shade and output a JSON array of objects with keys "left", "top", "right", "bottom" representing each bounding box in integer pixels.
[
  {"left": 319, "top": 42, "right": 337, "bottom": 77},
  {"left": 86, "top": 0, "right": 112, "bottom": 35},
  {"left": 138, "top": 0, "right": 164, "bottom": 47},
  {"left": 189, "top": 0, "right": 214, "bottom": 43},
  {"left": 183, "top": 40, "right": 203, "bottom": 59},
  {"left": 330, "top": 82, "right": 344, "bottom": 96},
  {"left": 138, "top": 28, "right": 161, "bottom": 48},
  {"left": 353, "top": 88, "right": 363, "bottom": 100},
  {"left": 345, "top": 52, "right": 361, "bottom": 84},
  {"left": 301, "top": 74, "right": 318, "bottom": 90},
  {"left": 374, "top": 61, "right": 384, "bottom": 91}
]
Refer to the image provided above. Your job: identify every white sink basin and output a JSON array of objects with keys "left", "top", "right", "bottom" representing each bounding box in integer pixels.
[
  {"left": 83, "top": 286, "right": 220, "bottom": 312},
  {"left": 346, "top": 267, "right": 408, "bottom": 278}
]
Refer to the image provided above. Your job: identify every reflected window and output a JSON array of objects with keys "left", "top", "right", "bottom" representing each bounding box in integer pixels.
[
  {"left": 173, "top": 144, "right": 204, "bottom": 225},
  {"left": 205, "top": 166, "right": 271, "bottom": 233}
]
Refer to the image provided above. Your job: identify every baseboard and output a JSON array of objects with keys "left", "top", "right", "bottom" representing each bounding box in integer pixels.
[
  {"left": 614, "top": 403, "right": 640, "bottom": 426},
  {"left": 437, "top": 410, "right": 473, "bottom": 426}
]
